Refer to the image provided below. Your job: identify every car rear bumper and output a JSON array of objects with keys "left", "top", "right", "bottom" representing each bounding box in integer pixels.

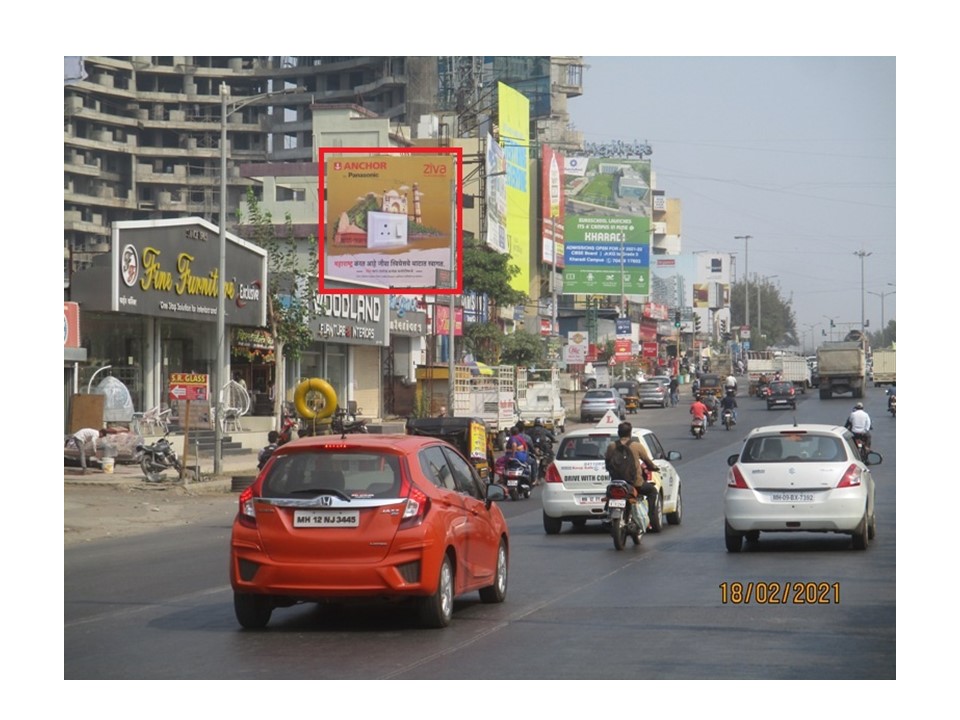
[
  {"left": 724, "top": 494, "right": 866, "bottom": 532},
  {"left": 542, "top": 485, "right": 608, "bottom": 520},
  {"left": 229, "top": 537, "right": 441, "bottom": 599}
]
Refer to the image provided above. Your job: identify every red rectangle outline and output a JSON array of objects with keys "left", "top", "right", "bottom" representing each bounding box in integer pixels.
[{"left": 318, "top": 146, "right": 463, "bottom": 296}]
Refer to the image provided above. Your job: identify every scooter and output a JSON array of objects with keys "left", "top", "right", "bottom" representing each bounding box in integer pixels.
[
  {"left": 496, "top": 456, "right": 533, "bottom": 500},
  {"left": 691, "top": 417, "right": 705, "bottom": 439},
  {"left": 136, "top": 431, "right": 182, "bottom": 483},
  {"left": 722, "top": 408, "right": 735, "bottom": 430},
  {"left": 532, "top": 444, "right": 554, "bottom": 483},
  {"left": 603, "top": 479, "right": 649, "bottom": 551},
  {"left": 278, "top": 403, "right": 300, "bottom": 446},
  {"left": 887, "top": 390, "right": 896, "bottom": 418}
]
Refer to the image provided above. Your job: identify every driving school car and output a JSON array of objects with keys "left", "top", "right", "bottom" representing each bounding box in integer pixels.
[{"left": 540, "top": 421, "right": 683, "bottom": 535}]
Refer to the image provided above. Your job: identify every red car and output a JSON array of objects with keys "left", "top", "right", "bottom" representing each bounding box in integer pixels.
[{"left": 230, "top": 434, "right": 510, "bottom": 629}]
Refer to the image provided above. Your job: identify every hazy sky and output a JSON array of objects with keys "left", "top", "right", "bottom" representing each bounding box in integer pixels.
[{"left": 568, "top": 56, "right": 895, "bottom": 348}]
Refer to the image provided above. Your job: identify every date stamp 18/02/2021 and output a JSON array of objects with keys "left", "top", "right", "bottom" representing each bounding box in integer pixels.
[{"left": 719, "top": 581, "right": 840, "bottom": 605}]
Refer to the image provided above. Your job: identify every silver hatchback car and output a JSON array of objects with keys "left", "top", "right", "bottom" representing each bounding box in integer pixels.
[{"left": 579, "top": 389, "right": 626, "bottom": 423}]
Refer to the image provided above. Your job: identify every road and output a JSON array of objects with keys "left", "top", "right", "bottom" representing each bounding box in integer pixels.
[{"left": 64, "top": 386, "right": 896, "bottom": 683}]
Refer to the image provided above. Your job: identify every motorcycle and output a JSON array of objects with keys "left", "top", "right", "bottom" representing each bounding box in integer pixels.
[
  {"left": 691, "top": 417, "right": 705, "bottom": 439},
  {"left": 136, "top": 432, "right": 182, "bottom": 483},
  {"left": 496, "top": 455, "right": 533, "bottom": 500},
  {"left": 278, "top": 403, "right": 300, "bottom": 446},
  {"left": 532, "top": 443, "right": 554, "bottom": 483},
  {"left": 603, "top": 479, "right": 649, "bottom": 551},
  {"left": 722, "top": 408, "right": 735, "bottom": 430},
  {"left": 330, "top": 406, "right": 369, "bottom": 435},
  {"left": 852, "top": 433, "right": 870, "bottom": 463},
  {"left": 887, "top": 391, "right": 896, "bottom": 418}
]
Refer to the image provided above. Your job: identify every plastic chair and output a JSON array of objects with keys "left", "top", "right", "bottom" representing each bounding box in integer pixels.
[{"left": 133, "top": 406, "right": 170, "bottom": 435}]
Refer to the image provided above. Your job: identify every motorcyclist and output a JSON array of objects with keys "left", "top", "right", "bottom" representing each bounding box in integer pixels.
[
  {"left": 844, "top": 402, "right": 872, "bottom": 453},
  {"left": 507, "top": 422, "right": 537, "bottom": 485},
  {"left": 528, "top": 418, "right": 556, "bottom": 482},
  {"left": 690, "top": 395, "right": 709, "bottom": 434},
  {"left": 605, "top": 421, "right": 660, "bottom": 530},
  {"left": 724, "top": 373, "right": 738, "bottom": 394},
  {"left": 720, "top": 388, "right": 739, "bottom": 423},
  {"left": 886, "top": 385, "right": 896, "bottom": 412},
  {"left": 701, "top": 392, "right": 720, "bottom": 425}
]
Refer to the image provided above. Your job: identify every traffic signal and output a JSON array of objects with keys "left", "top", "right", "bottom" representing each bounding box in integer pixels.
[
  {"left": 830, "top": 319, "right": 835, "bottom": 328},
  {"left": 694, "top": 314, "right": 702, "bottom": 332},
  {"left": 720, "top": 319, "right": 727, "bottom": 335},
  {"left": 674, "top": 310, "right": 681, "bottom": 328}
]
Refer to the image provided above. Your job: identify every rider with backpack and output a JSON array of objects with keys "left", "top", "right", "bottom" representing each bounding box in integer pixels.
[{"left": 604, "top": 421, "right": 660, "bottom": 530}]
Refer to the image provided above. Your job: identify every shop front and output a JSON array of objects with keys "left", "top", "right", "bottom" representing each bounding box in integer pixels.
[
  {"left": 294, "top": 279, "right": 390, "bottom": 419},
  {"left": 68, "top": 218, "right": 267, "bottom": 421}
]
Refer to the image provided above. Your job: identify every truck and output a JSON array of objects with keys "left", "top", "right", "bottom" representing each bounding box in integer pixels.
[
  {"left": 452, "top": 364, "right": 519, "bottom": 449},
  {"left": 871, "top": 348, "right": 896, "bottom": 387},
  {"left": 777, "top": 354, "right": 812, "bottom": 393},
  {"left": 744, "top": 351, "right": 779, "bottom": 396},
  {"left": 816, "top": 341, "right": 867, "bottom": 399},
  {"left": 515, "top": 367, "right": 566, "bottom": 432}
]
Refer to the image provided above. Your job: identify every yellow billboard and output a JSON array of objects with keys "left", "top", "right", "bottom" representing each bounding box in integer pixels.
[{"left": 499, "top": 83, "right": 530, "bottom": 294}]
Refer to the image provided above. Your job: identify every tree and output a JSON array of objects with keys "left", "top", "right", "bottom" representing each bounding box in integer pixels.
[
  {"left": 462, "top": 236, "right": 527, "bottom": 312},
  {"left": 729, "top": 279, "right": 796, "bottom": 349},
  {"left": 500, "top": 330, "right": 546, "bottom": 366},
  {"left": 236, "top": 188, "right": 319, "bottom": 426},
  {"left": 463, "top": 321, "right": 504, "bottom": 364}
]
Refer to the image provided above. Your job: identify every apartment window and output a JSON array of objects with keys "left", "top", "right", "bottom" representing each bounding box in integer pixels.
[{"left": 276, "top": 185, "right": 305, "bottom": 202}]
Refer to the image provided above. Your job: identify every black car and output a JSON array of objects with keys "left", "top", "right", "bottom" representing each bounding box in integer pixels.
[{"left": 766, "top": 381, "right": 797, "bottom": 410}]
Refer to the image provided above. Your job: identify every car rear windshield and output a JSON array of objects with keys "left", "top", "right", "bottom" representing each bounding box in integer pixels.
[
  {"left": 556, "top": 434, "right": 614, "bottom": 460},
  {"left": 741, "top": 434, "right": 846, "bottom": 463},
  {"left": 584, "top": 390, "right": 614, "bottom": 399},
  {"left": 261, "top": 450, "right": 402, "bottom": 499}
]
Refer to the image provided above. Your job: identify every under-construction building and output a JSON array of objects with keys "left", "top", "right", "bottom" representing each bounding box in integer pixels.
[{"left": 64, "top": 55, "right": 584, "bottom": 286}]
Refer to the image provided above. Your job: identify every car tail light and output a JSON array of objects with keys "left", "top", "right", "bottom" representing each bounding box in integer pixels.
[
  {"left": 238, "top": 485, "right": 258, "bottom": 528},
  {"left": 544, "top": 463, "right": 562, "bottom": 483},
  {"left": 837, "top": 464, "right": 863, "bottom": 488},
  {"left": 789, "top": 388, "right": 795, "bottom": 396},
  {"left": 727, "top": 465, "right": 750, "bottom": 489},
  {"left": 399, "top": 474, "right": 430, "bottom": 529}
]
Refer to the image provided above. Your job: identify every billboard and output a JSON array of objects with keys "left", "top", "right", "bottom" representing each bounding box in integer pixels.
[
  {"left": 541, "top": 144, "right": 565, "bottom": 267},
  {"left": 319, "top": 147, "right": 462, "bottom": 294},
  {"left": 562, "top": 215, "right": 650, "bottom": 294},
  {"left": 485, "top": 133, "right": 507, "bottom": 254},
  {"left": 499, "top": 83, "right": 530, "bottom": 294},
  {"left": 562, "top": 155, "right": 653, "bottom": 297}
]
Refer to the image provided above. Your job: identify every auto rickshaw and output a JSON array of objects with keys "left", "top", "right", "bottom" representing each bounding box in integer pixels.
[
  {"left": 612, "top": 380, "right": 642, "bottom": 413},
  {"left": 698, "top": 374, "right": 724, "bottom": 399},
  {"left": 405, "top": 416, "right": 494, "bottom": 482}
]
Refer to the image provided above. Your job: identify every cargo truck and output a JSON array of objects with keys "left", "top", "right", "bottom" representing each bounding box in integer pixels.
[
  {"left": 816, "top": 341, "right": 867, "bottom": 399},
  {"left": 871, "top": 348, "right": 896, "bottom": 387},
  {"left": 452, "top": 364, "right": 519, "bottom": 449},
  {"left": 745, "top": 351, "right": 779, "bottom": 396},
  {"left": 777, "top": 354, "right": 812, "bottom": 393},
  {"left": 516, "top": 367, "right": 566, "bottom": 432}
]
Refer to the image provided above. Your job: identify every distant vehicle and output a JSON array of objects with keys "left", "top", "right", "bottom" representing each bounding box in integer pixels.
[
  {"left": 871, "top": 348, "right": 896, "bottom": 387},
  {"left": 817, "top": 341, "right": 867, "bottom": 399},
  {"left": 541, "top": 424, "right": 683, "bottom": 535},
  {"left": 766, "top": 381, "right": 798, "bottom": 410},
  {"left": 724, "top": 424, "right": 880, "bottom": 552},
  {"left": 636, "top": 381, "right": 669, "bottom": 409},
  {"left": 580, "top": 389, "right": 627, "bottom": 423},
  {"left": 230, "top": 434, "right": 509, "bottom": 629}
]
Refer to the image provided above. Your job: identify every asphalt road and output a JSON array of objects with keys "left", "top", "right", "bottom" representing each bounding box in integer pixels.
[{"left": 64, "top": 387, "right": 896, "bottom": 683}]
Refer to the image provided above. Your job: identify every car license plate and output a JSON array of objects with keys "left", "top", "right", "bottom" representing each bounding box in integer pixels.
[
  {"left": 577, "top": 494, "right": 605, "bottom": 505},
  {"left": 771, "top": 493, "right": 814, "bottom": 503},
  {"left": 293, "top": 509, "right": 360, "bottom": 528},
  {"left": 507, "top": 479, "right": 518, "bottom": 487},
  {"left": 607, "top": 498, "right": 626, "bottom": 508}
]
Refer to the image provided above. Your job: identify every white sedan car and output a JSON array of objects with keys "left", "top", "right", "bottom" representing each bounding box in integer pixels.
[
  {"left": 723, "top": 424, "right": 881, "bottom": 552},
  {"left": 541, "top": 424, "right": 683, "bottom": 534}
]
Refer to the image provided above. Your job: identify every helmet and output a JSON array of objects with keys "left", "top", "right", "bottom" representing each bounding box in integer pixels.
[
  {"left": 534, "top": 417, "right": 544, "bottom": 427},
  {"left": 855, "top": 402, "right": 864, "bottom": 409}
]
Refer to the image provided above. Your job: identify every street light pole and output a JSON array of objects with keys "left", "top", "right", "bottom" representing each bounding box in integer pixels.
[
  {"left": 867, "top": 284, "right": 896, "bottom": 341},
  {"left": 734, "top": 235, "right": 752, "bottom": 331},
  {"left": 854, "top": 249, "right": 872, "bottom": 334},
  {"left": 215, "top": 83, "right": 300, "bottom": 475}
]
